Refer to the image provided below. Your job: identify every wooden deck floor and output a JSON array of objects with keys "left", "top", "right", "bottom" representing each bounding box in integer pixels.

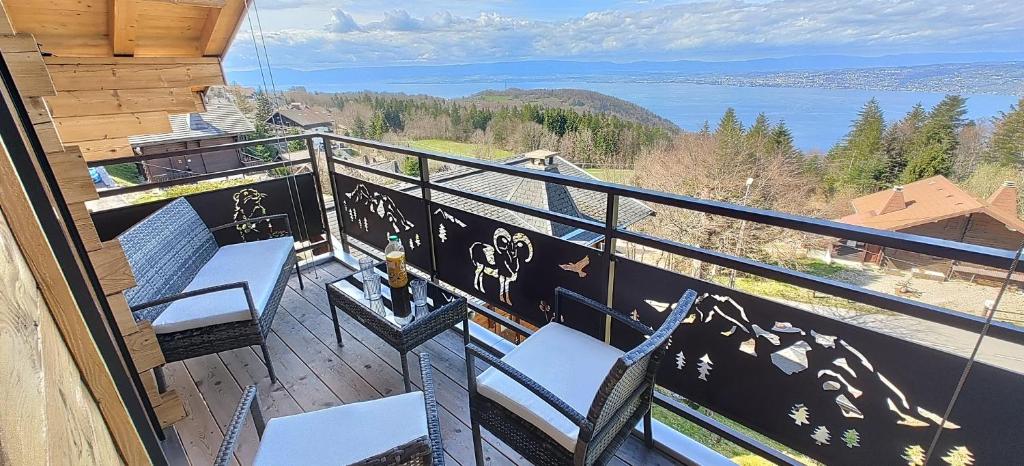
[{"left": 159, "top": 259, "right": 681, "bottom": 466}]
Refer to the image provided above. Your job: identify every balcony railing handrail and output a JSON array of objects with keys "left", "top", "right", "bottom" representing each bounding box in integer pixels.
[
  {"left": 85, "top": 133, "right": 312, "bottom": 167},
  {"left": 320, "top": 133, "right": 1021, "bottom": 272}
]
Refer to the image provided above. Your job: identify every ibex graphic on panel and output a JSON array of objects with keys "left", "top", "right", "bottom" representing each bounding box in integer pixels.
[{"left": 469, "top": 228, "right": 533, "bottom": 305}]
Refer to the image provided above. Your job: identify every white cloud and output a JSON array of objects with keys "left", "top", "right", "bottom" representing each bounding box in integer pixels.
[
  {"left": 224, "top": 0, "right": 1024, "bottom": 69},
  {"left": 326, "top": 9, "right": 360, "bottom": 33}
]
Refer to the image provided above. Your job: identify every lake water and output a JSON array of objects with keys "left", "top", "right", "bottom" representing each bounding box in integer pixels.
[{"left": 234, "top": 72, "right": 1020, "bottom": 151}]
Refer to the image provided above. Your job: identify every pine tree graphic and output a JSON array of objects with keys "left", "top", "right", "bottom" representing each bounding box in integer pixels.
[
  {"left": 438, "top": 223, "right": 448, "bottom": 242},
  {"left": 941, "top": 446, "right": 974, "bottom": 466},
  {"left": 630, "top": 309, "right": 640, "bottom": 321},
  {"left": 415, "top": 233, "right": 422, "bottom": 246},
  {"left": 810, "top": 426, "right": 830, "bottom": 446},
  {"left": 841, "top": 429, "right": 860, "bottom": 448},
  {"left": 789, "top": 404, "right": 810, "bottom": 426},
  {"left": 902, "top": 445, "right": 926, "bottom": 466},
  {"left": 697, "top": 354, "right": 713, "bottom": 381},
  {"left": 675, "top": 351, "right": 685, "bottom": 370}
]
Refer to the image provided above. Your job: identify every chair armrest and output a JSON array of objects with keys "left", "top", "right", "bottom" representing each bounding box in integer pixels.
[
  {"left": 209, "top": 214, "right": 292, "bottom": 237},
  {"left": 215, "top": 385, "right": 266, "bottom": 466},
  {"left": 418, "top": 353, "right": 444, "bottom": 466},
  {"left": 465, "top": 343, "right": 590, "bottom": 429},
  {"left": 554, "top": 287, "right": 653, "bottom": 337},
  {"left": 129, "top": 281, "right": 258, "bottom": 321}
]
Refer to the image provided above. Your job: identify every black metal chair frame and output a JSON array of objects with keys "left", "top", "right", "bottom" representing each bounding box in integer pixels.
[
  {"left": 214, "top": 353, "right": 445, "bottom": 466},
  {"left": 466, "top": 287, "right": 697, "bottom": 466},
  {"left": 129, "top": 213, "right": 303, "bottom": 385}
]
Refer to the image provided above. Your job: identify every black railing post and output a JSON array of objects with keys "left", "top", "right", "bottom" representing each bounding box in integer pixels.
[
  {"left": 418, "top": 155, "right": 440, "bottom": 280},
  {"left": 323, "top": 139, "right": 350, "bottom": 255},
  {"left": 603, "top": 193, "right": 619, "bottom": 344},
  {"left": 306, "top": 135, "right": 333, "bottom": 254}
]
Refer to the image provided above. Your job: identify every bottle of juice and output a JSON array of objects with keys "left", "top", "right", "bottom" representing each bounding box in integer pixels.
[{"left": 384, "top": 234, "right": 411, "bottom": 322}]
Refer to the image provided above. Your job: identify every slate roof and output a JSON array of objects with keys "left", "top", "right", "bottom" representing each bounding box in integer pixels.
[
  {"left": 269, "top": 108, "right": 333, "bottom": 128},
  {"left": 380, "top": 155, "right": 654, "bottom": 244},
  {"left": 129, "top": 103, "right": 255, "bottom": 147}
]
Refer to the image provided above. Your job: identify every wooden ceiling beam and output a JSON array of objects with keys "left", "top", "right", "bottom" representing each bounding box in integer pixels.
[
  {"left": 110, "top": 0, "right": 138, "bottom": 56},
  {"left": 145, "top": 0, "right": 226, "bottom": 8},
  {"left": 0, "top": 0, "right": 14, "bottom": 34},
  {"left": 197, "top": 6, "right": 221, "bottom": 56}
]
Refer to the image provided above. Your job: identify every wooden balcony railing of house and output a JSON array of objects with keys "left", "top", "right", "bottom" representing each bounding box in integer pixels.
[{"left": 68, "top": 128, "right": 1024, "bottom": 465}]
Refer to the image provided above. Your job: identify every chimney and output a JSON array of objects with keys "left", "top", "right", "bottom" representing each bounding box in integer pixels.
[
  {"left": 987, "top": 181, "right": 1019, "bottom": 216},
  {"left": 877, "top": 186, "right": 906, "bottom": 215},
  {"left": 523, "top": 149, "right": 558, "bottom": 169}
]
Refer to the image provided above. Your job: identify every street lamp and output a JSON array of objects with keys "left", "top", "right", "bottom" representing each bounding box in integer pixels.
[{"left": 729, "top": 177, "right": 755, "bottom": 288}]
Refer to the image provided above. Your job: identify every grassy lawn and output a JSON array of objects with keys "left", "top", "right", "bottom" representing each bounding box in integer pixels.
[
  {"left": 133, "top": 178, "right": 251, "bottom": 204},
  {"left": 652, "top": 392, "right": 818, "bottom": 465},
  {"left": 409, "top": 139, "right": 513, "bottom": 160},
  {"left": 105, "top": 163, "right": 142, "bottom": 186},
  {"left": 583, "top": 167, "right": 634, "bottom": 184}
]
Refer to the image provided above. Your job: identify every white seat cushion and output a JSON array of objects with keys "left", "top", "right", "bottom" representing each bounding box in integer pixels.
[
  {"left": 476, "top": 323, "right": 624, "bottom": 451},
  {"left": 254, "top": 391, "right": 428, "bottom": 466},
  {"left": 153, "top": 237, "right": 294, "bottom": 334}
]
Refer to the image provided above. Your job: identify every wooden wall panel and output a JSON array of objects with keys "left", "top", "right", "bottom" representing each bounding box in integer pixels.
[
  {"left": 89, "top": 239, "right": 136, "bottom": 295},
  {"left": 45, "top": 87, "right": 201, "bottom": 117},
  {"left": 47, "top": 61, "right": 224, "bottom": 91},
  {"left": 69, "top": 201, "right": 102, "bottom": 252},
  {"left": 0, "top": 208, "right": 124, "bottom": 465},
  {"left": 2, "top": 49, "right": 55, "bottom": 96},
  {"left": 54, "top": 111, "right": 171, "bottom": 142},
  {"left": 47, "top": 147, "right": 99, "bottom": 203},
  {"left": 73, "top": 137, "right": 134, "bottom": 162}
]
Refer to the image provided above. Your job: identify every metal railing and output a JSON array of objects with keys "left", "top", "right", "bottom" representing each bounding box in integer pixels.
[
  {"left": 89, "top": 132, "right": 1024, "bottom": 464},
  {"left": 316, "top": 133, "right": 1024, "bottom": 464}
]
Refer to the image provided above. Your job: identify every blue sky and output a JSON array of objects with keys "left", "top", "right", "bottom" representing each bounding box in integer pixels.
[{"left": 224, "top": 0, "right": 1024, "bottom": 70}]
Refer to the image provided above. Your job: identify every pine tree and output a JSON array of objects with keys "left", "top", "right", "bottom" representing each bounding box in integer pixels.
[
  {"left": 789, "top": 404, "right": 810, "bottom": 426},
  {"left": 941, "top": 446, "right": 974, "bottom": 466},
  {"left": 746, "top": 113, "right": 771, "bottom": 152},
  {"left": 903, "top": 445, "right": 926, "bottom": 466},
  {"left": 696, "top": 354, "right": 713, "bottom": 381},
  {"left": 841, "top": 429, "right": 860, "bottom": 448},
  {"left": 699, "top": 120, "right": 711, "bottom": 136},
  {"left": 810, "top": 426, "right": 831, "bottom": 445},
  {"left": 901, "top": 95, "right": 967, "bottom": 183},
  {"left": 825, "top": 98, "right": 887, "bottom": 193},
  {"left": 770, "top": 121, "right": 796, "bottom": 157},
  {"left": 675, "top": 351, "right": 686, "bottom": 370},
  {"left": 369, "top": 111, "right": 387, "bottom": 140},
  {"left": 351, "top": 115, "right": 367, "bottom": 138},
  {"left": 880, "top": 103, "right": 926, "bottom": 185},
  {"left": 990, "top": 98, "right": 1024, "bottom": 166},
  {"left": 715, "top": 108, "right": 745, "bottom": 161}
]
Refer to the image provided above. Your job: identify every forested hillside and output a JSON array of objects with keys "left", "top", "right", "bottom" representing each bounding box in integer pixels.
[
  {"left": 261, "top": 87, "right": 673, "bottom": 165},
  {"left": 462, "top": 88, "right": 680, "bottom": 132}
]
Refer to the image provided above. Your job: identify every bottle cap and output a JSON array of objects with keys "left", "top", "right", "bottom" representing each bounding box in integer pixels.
[{"left": 389, "top": 234, "right": 399, "bottom": 241}]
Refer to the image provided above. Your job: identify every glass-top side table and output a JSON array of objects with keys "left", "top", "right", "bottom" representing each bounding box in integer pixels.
[{"left": 326, "top": 264, "right": 469, "bottom": 392}]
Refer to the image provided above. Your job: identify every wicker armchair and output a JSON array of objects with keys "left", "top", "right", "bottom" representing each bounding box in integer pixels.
[
  {"left": 215, "top": 353, "right": 445, "bottom": 466},
  {"left": 120, "top": 198, "right": 303, "bottom": 383},
  {"left": 466, "top": 287, "right": 697, "bottom": 466}
]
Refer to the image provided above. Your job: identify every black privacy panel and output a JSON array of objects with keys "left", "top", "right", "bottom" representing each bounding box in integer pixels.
[
  {"left": 93, "top": 174, "right": 325, "bottom": 245},
  {"left": 429, "top": 201, "right": 607, "bottom": 329},
  {"left": 611, "top": 257, "right": 1024, "bottom": 465},
  {"left": 332, "top": 172, "right": 431, "bottom": 270}
]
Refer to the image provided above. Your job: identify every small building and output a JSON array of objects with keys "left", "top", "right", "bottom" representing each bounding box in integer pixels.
[
  {"left": 835, "top": 175, "right": 1023, "bottom": 278},
  {"left": 128, "top": 103, "right": 256, "bottom": 182},
  {"left": 266, "top": 106, "right": 334, "bottom": 133}
]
